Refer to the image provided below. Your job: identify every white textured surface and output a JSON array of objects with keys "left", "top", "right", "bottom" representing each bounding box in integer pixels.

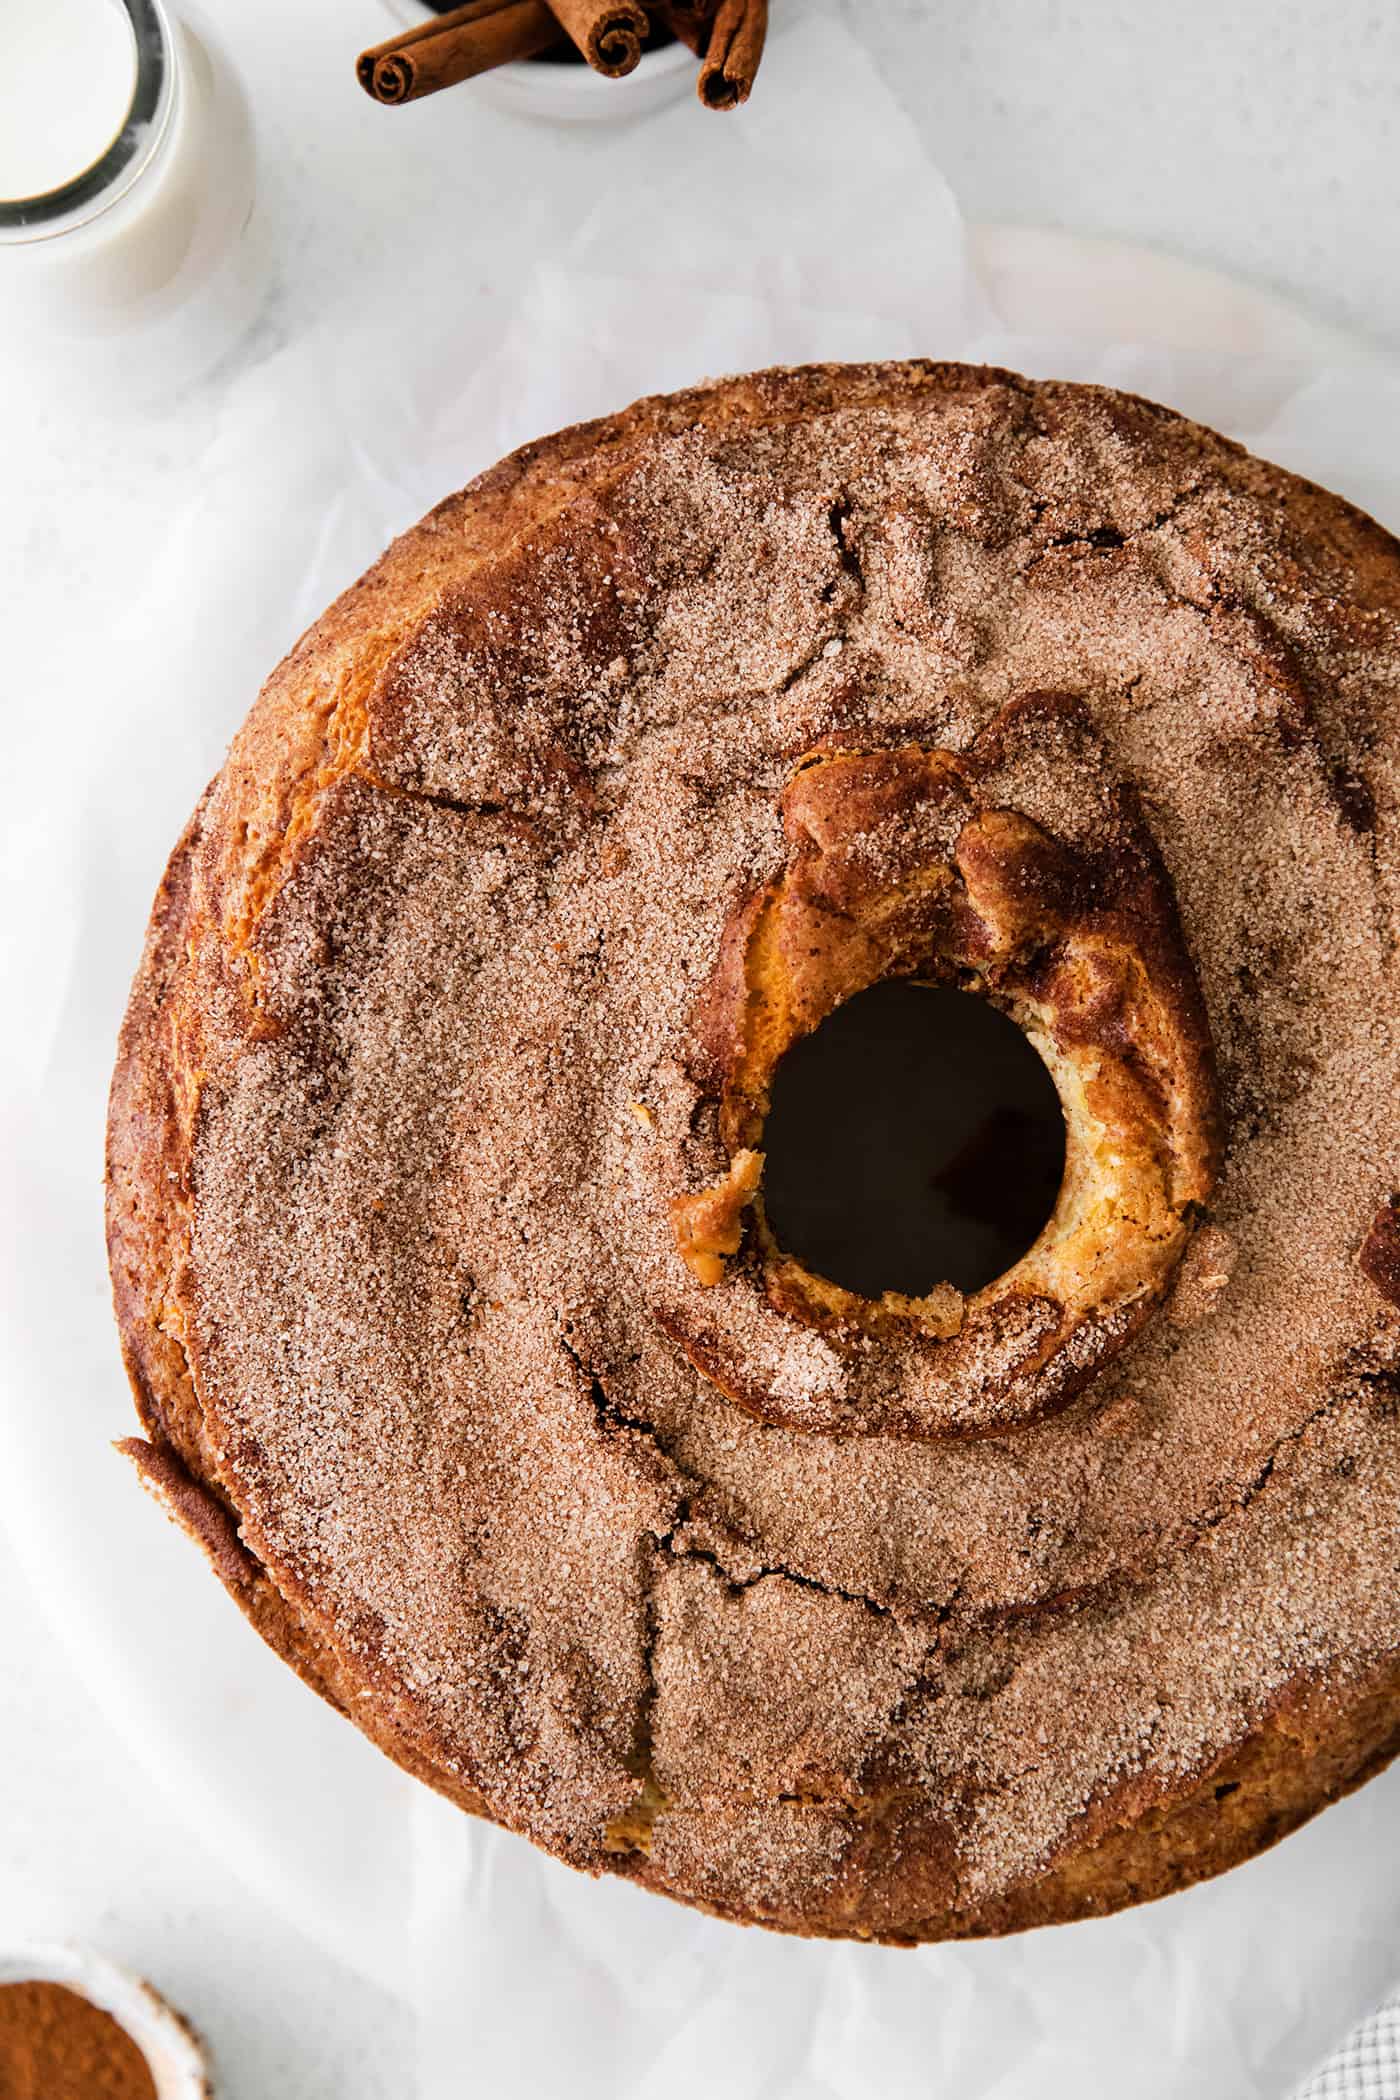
[
  {"left": 1, "top": 4, "right": 1398, "bottom": 2099},
  {"left": 851, "top": 0, "right": 1400, "bottom": 356}
]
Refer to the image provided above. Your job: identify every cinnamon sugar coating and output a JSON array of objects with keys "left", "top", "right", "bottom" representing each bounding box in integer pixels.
[{"left": 107, "top": 363, "right": 1400, "bottom": 1940}]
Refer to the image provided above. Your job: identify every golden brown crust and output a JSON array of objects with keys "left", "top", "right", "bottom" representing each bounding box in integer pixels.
[
  {"left": 106, "top": 803, "right": 217, "bottom": 1483},
  {"left": 106, "top": 360, "right": 1400, "bottom": 1940},
  {"left": 660, "top": 693, "right": 1221, "bottom": 1438}
]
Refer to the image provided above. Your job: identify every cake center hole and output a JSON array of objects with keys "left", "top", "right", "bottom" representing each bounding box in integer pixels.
[{"left": 761, "top": 981, "right": 1067, "bottom": 1300}]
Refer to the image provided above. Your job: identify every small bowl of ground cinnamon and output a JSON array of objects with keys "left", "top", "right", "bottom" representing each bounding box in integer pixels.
[{"left": 0, "top": 1943, "right": 211, "bottom": 2100}]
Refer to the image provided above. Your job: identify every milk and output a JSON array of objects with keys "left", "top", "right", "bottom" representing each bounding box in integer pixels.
[
  {"left": 0, "top": 0, "right": 139, "bottom": 201},
  {"left": 0, "top": 0, "right": 265, "bottom": 400}
]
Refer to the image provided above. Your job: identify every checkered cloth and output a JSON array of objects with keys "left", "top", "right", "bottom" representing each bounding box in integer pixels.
[{"left": 1294, "top": 1996, "right": 1400, "bottom": 2099}]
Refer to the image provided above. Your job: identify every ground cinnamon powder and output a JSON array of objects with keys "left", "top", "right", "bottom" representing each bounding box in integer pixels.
[{"left": 0, "top": 1981, "right": 158, "bottom": 2100}]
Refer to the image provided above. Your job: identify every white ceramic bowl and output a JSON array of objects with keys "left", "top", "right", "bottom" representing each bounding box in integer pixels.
[
  {"left": 0, "top": 1943, "right": 212, "bottom": 2098},
  {"left": 378, "top": 0, "right": 697, "bottom": 122}
]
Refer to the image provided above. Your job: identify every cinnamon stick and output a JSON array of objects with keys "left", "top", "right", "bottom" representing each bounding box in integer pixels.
[
  {"left": 356, "top": 0, "right": 560, "bottom": 105},
  {"left": 654, "top": 0, "right": 716, "bottom": 57},
  {"left": 697, "top": 0, "right": 767, "bottom": 108},
  {"left": 547, "top": 0, "right": 651, "bottom": 76}
]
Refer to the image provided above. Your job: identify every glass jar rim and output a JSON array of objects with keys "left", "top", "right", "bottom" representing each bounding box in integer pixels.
[{"left": 0, "top": 0, "right": 175, "bottom": 244}]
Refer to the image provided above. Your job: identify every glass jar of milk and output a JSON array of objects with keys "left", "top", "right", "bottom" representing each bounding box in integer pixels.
[{"left": 0, "top": 0, "right": 266, "bottom": 400}]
